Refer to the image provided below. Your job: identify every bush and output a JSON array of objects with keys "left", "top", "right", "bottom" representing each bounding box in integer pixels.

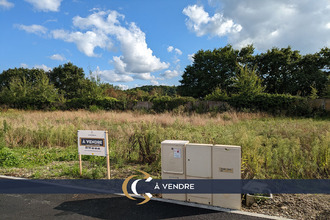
[
  {"left": 205, "top": 87, "right": 229, "bottom": 101},
  {"left": 66, "top": 97, "right": 121, "bottom": 110},
  {"left": 227, "top": 93, "right": 311, "bottom": 116},
  {"left": 89, "top": 105, "right": 101, "bottom": 112},
  {"left": 151, "top": 96, "right": 195, "bottom": 112},
  {"left": 0, "top": 147, "right": 20, "bottom": 167},
  {"left": 95, "top": 97, "right": 120, "bottom": 110}
]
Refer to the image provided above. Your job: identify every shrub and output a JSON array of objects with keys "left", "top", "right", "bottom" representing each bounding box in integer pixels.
[
  {"left": 227, "top": 93, "right": 311, "bottom": 116},
  {"left": 66, "top": 97, "right": 121, "bottom": 110},
  {"left": 89, "top": 105, "right": 101, "bottom": 112},
  {"left": 151, "top": 96, "right": 195, "bottom": 112},
  {"left": 0, "top": 147, "right": 20, "bottom": 167},
  {"left": 205, "top": 87, "right": 229, "bottom": 101},
  {"left": 95, "top": 97, "right": 120, "bottom": 110}
]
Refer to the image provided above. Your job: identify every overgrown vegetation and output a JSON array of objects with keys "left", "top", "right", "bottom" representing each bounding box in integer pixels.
[
  {"left": 0, "top": 45, "right": 328, "bottom": 179},
  {"left": 0, "top": 110, "right": 328, "bottom": 179},
  {"left": 0, "top": 45, "right": 329, "bottom": 116}
]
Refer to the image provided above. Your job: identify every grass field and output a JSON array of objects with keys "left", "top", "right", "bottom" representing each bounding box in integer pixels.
[{"left": 0, "top": 109, "right": 329, "bottom": 179}]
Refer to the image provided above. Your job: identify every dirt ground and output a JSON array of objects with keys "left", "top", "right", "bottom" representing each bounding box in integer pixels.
[{"left": 242, "top": 194, "right": 330, "bottom": 220}]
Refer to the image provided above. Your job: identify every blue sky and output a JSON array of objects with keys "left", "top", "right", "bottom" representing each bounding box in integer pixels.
[{"left": 1, "top": 0, "right": 330, "bottom": 89}]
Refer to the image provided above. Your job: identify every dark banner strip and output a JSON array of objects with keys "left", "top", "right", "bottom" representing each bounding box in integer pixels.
[{"left": 0, "top": 179, "right": 329, "bottom": 194}]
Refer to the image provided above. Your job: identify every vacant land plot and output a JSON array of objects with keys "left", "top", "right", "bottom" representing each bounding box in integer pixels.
[
  {"left": 0, "top": 109, "right": 328, "bottom": 180},
  {"left": 0, "top": 110, "right": 329, "bottom": 219}
]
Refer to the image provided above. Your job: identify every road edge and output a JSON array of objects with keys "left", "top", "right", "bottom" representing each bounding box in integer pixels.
[{"left": 0, "top": 175, "right": 291, "bottom": 220}]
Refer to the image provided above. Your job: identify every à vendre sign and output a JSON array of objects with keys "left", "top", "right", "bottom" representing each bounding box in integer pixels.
[
  {"left": 78, "top": 130, "right": 108, "bottom": 156},
  {"left": 77, "top": 130, "right": 110, "bottom": 179}
]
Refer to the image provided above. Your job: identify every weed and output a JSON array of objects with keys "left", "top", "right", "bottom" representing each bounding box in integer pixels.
[{"left": 0, "top": 110, "right": 328, "bottom": 179}]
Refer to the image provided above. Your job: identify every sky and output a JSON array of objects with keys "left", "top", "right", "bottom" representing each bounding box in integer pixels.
[{"left": 1, "top": 0, "right": 330, "bottom": 89}]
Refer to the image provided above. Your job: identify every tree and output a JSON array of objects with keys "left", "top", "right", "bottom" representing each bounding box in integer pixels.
[
  {"left": 178, "top": 45, "right": 255, "bottom": 98},
  {"left": 323, "top": 76, "right": 330, "bottom": 98},
  {"left": 234, "top": 65, "right": 264, "bottom": 96},
  {"left": 31, "top": 71, "right": 59, "bottom": 107},
  {"left": 0, "top": 68, "right": 45, "bottom": 92},
  {"left": 48, "top": 62, "right": 86, "bottom": 99},
  {"left": 0, "top": 69, "right": 59, "bottom": 108},
  {"left": 294, "top": 53, "right": 328, "bottom": 96},
  {"left": 255, "top": 46, "right": 301, "bottom": 94},
  {"left": 205, "top": 87, "right": 228, "bottom": 101},
  {"left": 76, "top": 71, "right": 105, "bottom": 99},
  {"left": 126, "top": 85, "right": 178, "bottom": 99}
]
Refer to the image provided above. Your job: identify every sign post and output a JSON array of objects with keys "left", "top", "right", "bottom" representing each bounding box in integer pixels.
[{"left": 77, "top": 130, "right": 110, "bottom": 179}]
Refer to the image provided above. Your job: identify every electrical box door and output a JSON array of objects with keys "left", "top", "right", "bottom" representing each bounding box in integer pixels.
[
  {"left": 212, "top": 145, "right": 241, "bottom": 210},
  {"left": 161, "top": 140, "right": 189, "bottom": 201},
  {"left": 186, "top": 143, "right": 213, "bottom": 205},
  {"left": 161, "top": 140, "right": 188, "bottom": 174},
  {"left": 186, "top": 143, "right": 212, "bottom": 178}
]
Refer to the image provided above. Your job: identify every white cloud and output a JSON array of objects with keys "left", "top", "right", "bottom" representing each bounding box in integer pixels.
[
  {"left": 167, "top": 46, "right": 174, "bottom": 52},
  {"left": 174, "top": 48, "right": 183, "bottom": 55},
  {"left": 188, "top": 53, "right": 195, "bottom": 63},
  {"left": 34, "top": 64, "right": 52, "bottom": 72},
  {"left": 111, "top": 22, "right": 169, "bottom": 74},
  {"left": 49, "top": 54, "right": 65, "bottom": 61},
  {"left": 117, "top": 84, "right": 129, "bottom": 90},
  {"left": 0, "top": 0, "right": 14, "bottom": 9},
  {"left": 326, "top": 23, "right": 330, "bottom": 29},
  {"left": 160, "top": 70, "right": 180, "bottom": 79},
  {"left": 184, "top": 0, "right": 330, "bottom": 53},
  {"left": 134, "top": 72, "right": 155, "bottom": 80},
  {"left": 173, "top": 58, "right": 180, "bottom": 64},
  {"left": 183, "top": 4, "right": 242, "bottom": 37},
  {"left": 167, "top": 46, "right": 182, "bottom": 55},
  {"left": 150, "top": 79, "right": 159, "bottom": 85},
  {"left": 53, "top": 10, "right": 169, "bottom": 82},
  {"left": 51, "top": 29, "right": 112, "bottom": 57},
  {"left": 20, "top": 63, "right": 29, "bottom": 68},
  {"left": 25, "top": 0, "right": 62, "bottom": 12},
  {"left": 93, "top": 66, "right": 133, "bottom": 83},
  {"left": 15, "top": 24, "right": 47, "bottom": 35}
]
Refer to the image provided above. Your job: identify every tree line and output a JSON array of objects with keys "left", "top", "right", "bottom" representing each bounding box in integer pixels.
[
  {"left": 179, "top": 45, "right": 329, "bottom": 98},
  {"left": 0, "top": 62, "right": 178, "bottom": 110},
  {"left": 0, "top": 45, "right": 329, "bottom": 114}
]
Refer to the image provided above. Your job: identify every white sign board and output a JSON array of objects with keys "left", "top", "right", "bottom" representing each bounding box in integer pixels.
[{"left": 78, "top": 130, "right": 108, "bottom": 156}]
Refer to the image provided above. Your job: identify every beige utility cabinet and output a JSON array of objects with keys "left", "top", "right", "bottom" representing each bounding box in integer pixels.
[
  {"left": 161, "top": 140, "right": 189, "bottom": 201},
  {"left": 212, "top": 145, "right": 241, "bottom": 210},
  {"left": 186, "top": 143, "right": 213, "bottom": 205}
]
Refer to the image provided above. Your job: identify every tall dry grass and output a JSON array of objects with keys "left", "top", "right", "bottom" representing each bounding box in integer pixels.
[
  {"left": 0, "top": 109, "right": 328, "bottom": 179},
  {"left": 0, "top": 110, "right": 266, "bottom": 129}
]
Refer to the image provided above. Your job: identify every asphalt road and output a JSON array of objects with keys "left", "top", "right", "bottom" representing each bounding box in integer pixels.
[{"left": 0, "top": 194, "right": 269, "bottom": 220}]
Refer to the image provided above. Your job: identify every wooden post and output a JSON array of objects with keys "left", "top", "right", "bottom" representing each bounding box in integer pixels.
[
  {"left": 106, "top": 155, "right": 110, "bottom": 179},
  {"left": 106, "top": 131, "right": 110, "bottom": 179},
  {"left": 79, "top": 154, "right": 82, "bottom": 177}
]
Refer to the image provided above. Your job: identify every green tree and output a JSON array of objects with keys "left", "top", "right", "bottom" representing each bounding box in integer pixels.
[
  {"left": 205, "top": 87, "right": 228, "bottom": 101},
  {"left": 0, "top": 68, "right": 45, "bottom": 92},
  {"left": 234, "top": 65, "right": 264, "bottom": 96},
  {"left": 76, "top": 71, "right": 105, "bottom": 99},
  {"left": 309, "top": 86, "right": 319, "bottom": 99},
  {"left": 178, "top": 45, "right": 255, "bottom": 98},
  {"left": 255, "top": 46, "right": 301, "bottom": 94},
  {"left": 129, "top": 85, "right": 177, "bottom": 97},
  {"left": 294, "top": 53, "right": 328, "bottom": 96},
  {"left": 323, "top": 76, "right": 330, "bottom": 98},
  {"left": 0, "top": 69, "right": 59, "bottom": 108},
  {"left": 31, "top": 71, "right": 59, "bottom": 107},
  {"left": 49, "top": 62, "right": 86, "bottom": 99}
]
